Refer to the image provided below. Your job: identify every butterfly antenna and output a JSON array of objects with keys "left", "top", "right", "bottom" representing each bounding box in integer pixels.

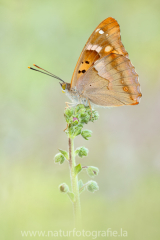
[
  {"left": 33, "top": 64, "right": 61, "bottom": 79},
  {"left": 28, "top": 64, "right": 65, "bottom": 83}
]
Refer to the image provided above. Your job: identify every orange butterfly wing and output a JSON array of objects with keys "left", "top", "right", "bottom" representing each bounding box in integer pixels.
[
  {"left": 71, "top": 17, "right": 128, "bottom": 88},
  {"left": 71, "top": 17, "right": 141, "bottom": 107},
  {"left": 76, "top": 53, "right": 141, "bottom": 106}
]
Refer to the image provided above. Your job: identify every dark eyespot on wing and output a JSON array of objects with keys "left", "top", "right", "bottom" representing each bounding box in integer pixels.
[{"left": 82, "top": 70, "right": 86, "bottom": 73}]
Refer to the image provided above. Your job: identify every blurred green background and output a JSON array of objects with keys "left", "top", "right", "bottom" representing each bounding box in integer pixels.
[{"left": 1, "top": 0, "right": 160, "bottom": 239}]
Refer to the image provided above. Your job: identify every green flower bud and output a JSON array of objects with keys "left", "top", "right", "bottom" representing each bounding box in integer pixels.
[
  {"left": 64, "top": 108, "right": 74, "bottom": 118},
  {"left": 72, "top": 119, "right": 79, "bottom": 126},
  {"left": 78, "top": 108, "right": 86, "bottom": 115},
  {"left": 59, "top": 183, "right": 69, "bottom": 193},
  {"left": 91, "top": 110, "right": 99, "bottom": 121},
  {"left": 64, "top": 108, "right": 74, "bottom": 123},
  {"left": 87, "top": 181, "right": 99, "bottom": 193},
  {"left": 81, "top": 130, "right": 92, "bottom": 140},
  {"left": 80, "top": 112, "right": 90, "bottom": 124},
  {"left": 73, "top": 117, "right": 79, "bottom": 122},
  {"left": 75, "top": 104, "right": 85, "bottom": 114},
  {"left": 54, "top": 153, "right": 65, "bottom": 164},
  {"left": 87, "top": 166, "right": 99, "bottom": 177},
  {"left": 75, "top": 146, "right": 88, "bottom": 158},
  {"left": 86, "top": 106, "right": 92, "bottom": 116}
]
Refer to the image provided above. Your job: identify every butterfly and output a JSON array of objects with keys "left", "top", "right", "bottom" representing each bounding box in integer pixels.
[{"left": 29, "top": 17, "right": 142, "bottom": 108}]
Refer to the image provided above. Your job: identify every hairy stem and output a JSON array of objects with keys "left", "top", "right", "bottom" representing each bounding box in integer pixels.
[{"left": 68, "top": 137, "right": 81, "bottom": 226}]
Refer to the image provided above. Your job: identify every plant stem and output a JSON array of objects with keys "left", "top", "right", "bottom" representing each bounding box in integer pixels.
[{"left": 68, "top": 137, "right": 81, "bottom": 226}]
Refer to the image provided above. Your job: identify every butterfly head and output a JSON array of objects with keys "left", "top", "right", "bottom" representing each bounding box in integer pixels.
[{"left": 60, "top": 82, "right": 71, "bottom": 93}]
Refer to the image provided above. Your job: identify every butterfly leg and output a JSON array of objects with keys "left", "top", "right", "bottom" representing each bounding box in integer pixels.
[
  {"left": 65, "top": 102, "right": 74, "bottom": 109},
  {"left": 63, "top": 123, "right": 68, "bottom": 132}
]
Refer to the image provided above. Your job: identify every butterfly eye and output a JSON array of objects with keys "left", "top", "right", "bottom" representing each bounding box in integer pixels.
[{"left": 61, "top": 83, "right": 66, "bottom": 91}]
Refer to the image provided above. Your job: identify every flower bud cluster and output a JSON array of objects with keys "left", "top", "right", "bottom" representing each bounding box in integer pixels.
[
  {"left": 75, "top": 146, "right": 88, "bottom": 158},
  {"left": 64, "top": 104, "right": 99, "bottom": 139}
]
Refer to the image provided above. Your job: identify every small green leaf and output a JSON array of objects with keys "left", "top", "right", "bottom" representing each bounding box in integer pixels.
[
  {"left": 78, "top": 179, "right": 85, "bottom": 194},
  {"left": 81, "top": 130, "right": 92, "bottom": 140},
  {"left": 73, "top": 126, "right": 82, "bottom": 137},
  {"left": 75, "top": 149, "right": 80, "bottom": 156},
  {"left": 77, "top": 123, "right": 84, "bottom": 128},
  {"left": 69, "top": 125, "right": 75, "bottom": 137},
  {"left": 58, "top": 149, "right": 69, "bottom": 160},
  {"left": 79, "top": 186, "right": 86, "bottom": 194},
  {"left": 67, "top": 192, "right": 75, "bottom": 202},
  {"left": 54, "top": 153, "right": 65, "bottom": 164},
  {"left": 78, "top": 179, "right": 83, "bottom": 189},
  {"left": 74, "top": 163, "right": 82, "bottom": 175}
]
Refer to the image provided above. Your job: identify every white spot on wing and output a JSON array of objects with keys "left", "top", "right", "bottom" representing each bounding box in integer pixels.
[
  {"left": 96, "top": 46, "right": 102, "bottom": 52},
  {"left": 87, "top": 44, "right": 102, "bottom": 53},
  {"left": 87, "top": 44, "right": 92, "bottom": 50},
  {"left": 99, "top": 29, "right": 104, "bottom": 34},
  {"left": 95, "top": 28, "right": 100, "bottom": 32},
  {"left": 105, "top": 45, "right": 113, "bottom": 52},
  {"left": 91, "top": 45, "right": 98, "bottom": 50}
]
